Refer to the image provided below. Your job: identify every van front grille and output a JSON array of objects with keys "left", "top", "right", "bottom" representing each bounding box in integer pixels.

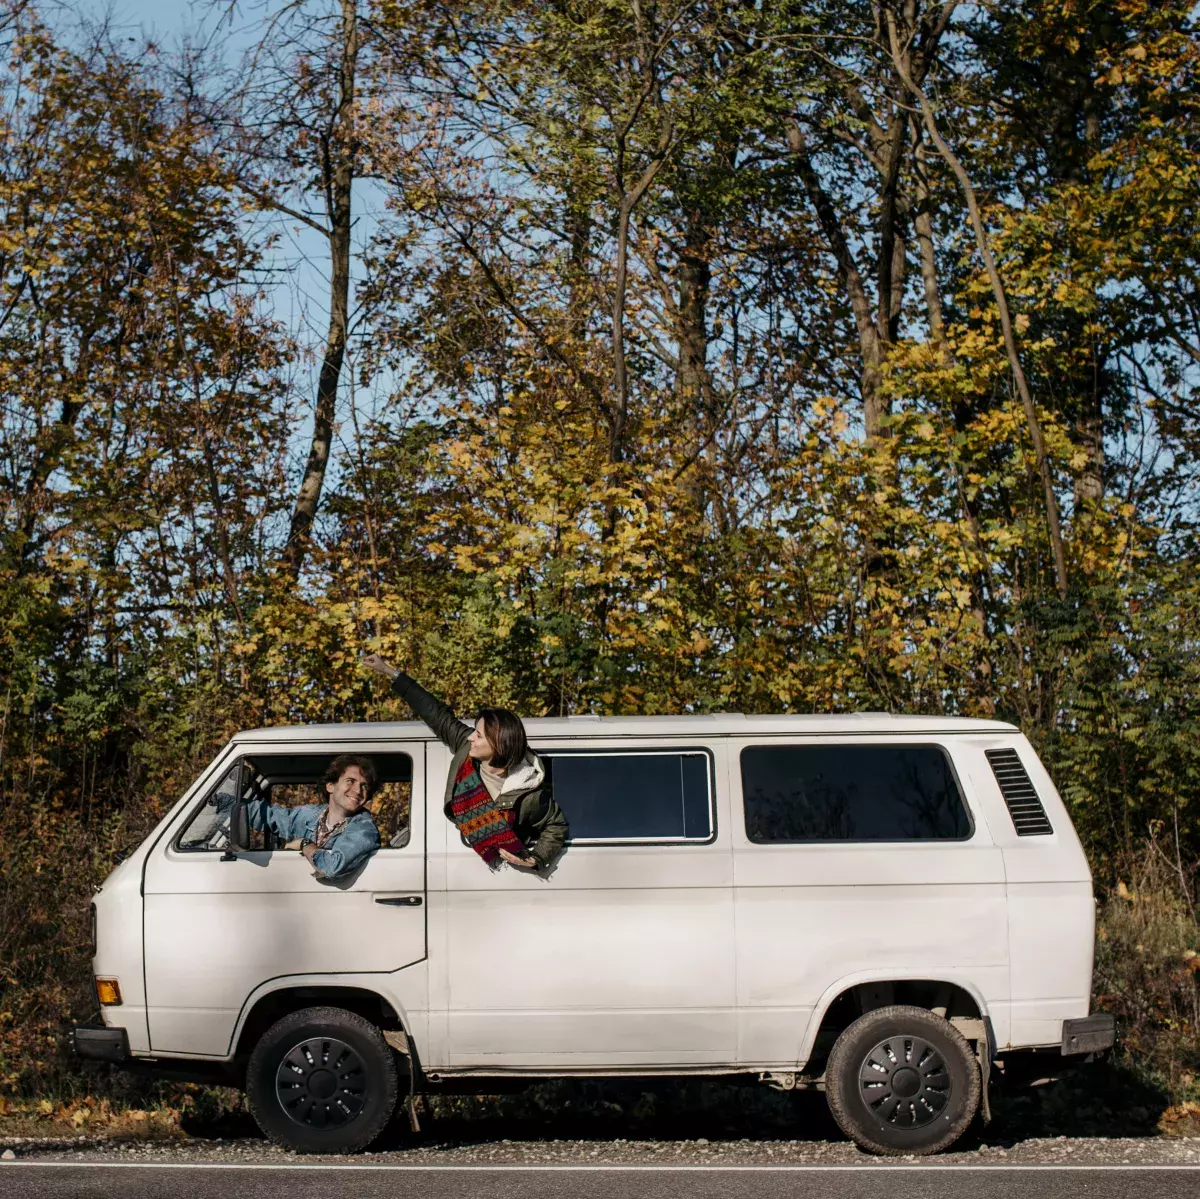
[{"left": 986, "top": 748, "right": 1053, "bottom": 836}]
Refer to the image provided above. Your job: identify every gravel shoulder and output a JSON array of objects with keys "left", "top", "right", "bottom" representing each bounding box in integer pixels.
[
  {"left": 6, "top": 1076, "right": 1200, "bottom": 1169},
  {"left": 4, "top": 1132, "right": 1200, "bottom": 1168}
]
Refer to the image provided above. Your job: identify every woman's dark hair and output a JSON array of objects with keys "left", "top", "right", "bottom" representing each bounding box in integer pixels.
[
  {"left": 474, "top": 708, "right": 528, "bottom": 771},
  {"left": 323, "top": 753, "right": 378, "bottom": 802}
]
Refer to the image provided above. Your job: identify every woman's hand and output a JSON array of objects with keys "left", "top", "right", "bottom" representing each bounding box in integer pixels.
[
  {"left": 499, "top": 848, "right": 538, "bottom": 869},
  {"left": 362, "top": 652, "right": 398, "bottom": 679}
]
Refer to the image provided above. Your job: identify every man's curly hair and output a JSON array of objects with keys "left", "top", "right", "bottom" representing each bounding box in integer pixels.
[{"left": 323, "top": 753, "right": 378, "bottom": 802}]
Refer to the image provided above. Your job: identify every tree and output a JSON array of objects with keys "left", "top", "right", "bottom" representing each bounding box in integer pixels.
[{"left": 230, "top": 0, "right": 367, "bottom": 579}]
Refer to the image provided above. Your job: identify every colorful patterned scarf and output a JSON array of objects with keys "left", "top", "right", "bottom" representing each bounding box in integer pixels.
[{"left": 450, "top": 756, "right": 529, "bottom": 864}]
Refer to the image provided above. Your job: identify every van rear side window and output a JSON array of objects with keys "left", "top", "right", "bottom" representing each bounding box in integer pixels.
[
  {"left": 740, "top": 744, "right": 971, "bottom": 843},
  {"left": 542, "top": 750, "right": 714, "bottom": 843}
]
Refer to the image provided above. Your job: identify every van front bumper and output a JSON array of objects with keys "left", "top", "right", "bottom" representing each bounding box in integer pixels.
[
  {"left": 73, "top": 1023, "right": 129, "bottom": 1064},
  {"left": 1061, "top": 1014, "right": 1115, "bottom": 1056}
]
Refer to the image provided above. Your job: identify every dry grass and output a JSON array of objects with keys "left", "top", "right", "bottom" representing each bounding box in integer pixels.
[{"left": 1094, "top": 847, "right": 1200, "bottom": 1101}]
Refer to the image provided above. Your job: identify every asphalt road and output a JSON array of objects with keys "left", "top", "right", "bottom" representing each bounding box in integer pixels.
[{"left": 5, "top": 1163, "right": 1200, "bottom": 1199}]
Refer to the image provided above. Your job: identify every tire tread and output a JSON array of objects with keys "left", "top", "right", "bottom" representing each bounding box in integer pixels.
[
  {"left": 825, "top": 1003, "right": 981, "bottom": 1156},
  {"left": 246, "top": 1005, "right": 399, "bottom": 1155}
]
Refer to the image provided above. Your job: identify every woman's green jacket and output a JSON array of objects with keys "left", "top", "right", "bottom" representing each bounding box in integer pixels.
[{"left": 390, "top": 671, "right": 567, "bottom": 869}]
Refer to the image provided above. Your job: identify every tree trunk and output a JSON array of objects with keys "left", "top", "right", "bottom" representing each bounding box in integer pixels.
[
  {"left": 876, "top": 110, "right": 908, "bottom": 347},
  {"left": 786, "top": 121, "right": 887, "bottom": 439},
  {"left": 281, "top": 0, "right": 359, "bottom": 579},
  {"left": 888, "top": 16, "right": 1069, "bottom": 598},
  {"left": 913, "top": 135, "right": 946, "bottom": 344},
  {"left": 202, "top": 441, "right": 246, "bottom": 626},
  {"left": 1075, "top": 350, "right": 1105, "bottom": 505},
  {"left": 609, "top": 194, "right": 635, "bottom": 463},
  {"left": 911, "top": 121, "right": 993, "bottom": 641},
  {"left": 566, "top": 196, "right": 592, "bottom": 342},
  {"left": 19, "top": 325, "right": 95, "bottom": 570},
  {"left": 677, "top": 211, "right": 712, "bottom": 503},
  {"left": 609, "top": 130, "right": 671, "bottom": 463}
]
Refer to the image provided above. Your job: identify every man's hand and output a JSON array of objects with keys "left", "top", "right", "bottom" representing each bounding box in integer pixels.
[
  {"left": 301, "top": 843, "right": 319, "bottom": 863},
  {"left": 362, "top": 652, "right": 398, "bottom": 679},
  {"left": 499, "top": 848, "right": 538, "bottom": 869}
]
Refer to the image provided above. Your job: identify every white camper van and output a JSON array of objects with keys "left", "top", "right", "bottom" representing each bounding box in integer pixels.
[{"left": 75, "top": 714, "right": 1114, "bottom": 1156}]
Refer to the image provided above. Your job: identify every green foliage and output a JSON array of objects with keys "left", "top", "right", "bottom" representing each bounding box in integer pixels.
[{"left": 0, "top": 0, "right": 1198, "bottom": 1113}]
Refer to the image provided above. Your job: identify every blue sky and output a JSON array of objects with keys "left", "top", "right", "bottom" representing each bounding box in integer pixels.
[
  {"left": 107, "top": 0, "right": 219, "bottom": 44},
  {"left": 70, "top": 0, "right": 404, "bottom": 471}
]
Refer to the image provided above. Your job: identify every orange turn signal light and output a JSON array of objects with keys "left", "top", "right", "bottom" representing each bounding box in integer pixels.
[{"left": 95, "top": 977, "right": 122, "bottom": 1006}]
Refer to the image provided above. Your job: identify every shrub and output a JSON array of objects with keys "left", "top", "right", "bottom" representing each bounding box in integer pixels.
[{"left": 1094, "top": 844, "right": 1200, "bottom": 1101}]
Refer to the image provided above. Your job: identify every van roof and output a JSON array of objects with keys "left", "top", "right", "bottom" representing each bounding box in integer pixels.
[{"left": 235, "top": 713, "right": 1019, "bottom": 744}]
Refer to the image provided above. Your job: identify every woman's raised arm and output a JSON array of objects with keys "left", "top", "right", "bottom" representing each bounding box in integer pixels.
[{"left": 363, "top": 654, "right": 471, "bottom": 753}]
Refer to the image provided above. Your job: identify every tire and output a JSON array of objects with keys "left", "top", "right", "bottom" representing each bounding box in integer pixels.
[
  {"left": 246, "top": 1006, "right": 399, "bottom": 1154},
  {"left": 825, "top": 1004, "right": 980, "bottom": 1156}
]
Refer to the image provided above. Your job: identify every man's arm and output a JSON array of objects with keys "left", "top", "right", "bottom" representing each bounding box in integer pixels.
[
  {"left": 244, "top": 796, "right": 306, "bottom": 843},
  {"left": 308, "top": 817, "right": 380, "bottom": 880},
  {"left": 215, "top": 782, "right": 306, "bottom": 846}
]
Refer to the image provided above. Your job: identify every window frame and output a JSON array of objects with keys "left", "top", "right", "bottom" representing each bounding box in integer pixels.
[
  {"left": 171, "top": 750, "right": 417, "bottom": 854},
  {"left": 540, "top": 745, "right": 719, "bottom": 847},
  {"left": 738, "top": 739, "right": 975, "bottom": 846},
  {"left": 173, "top": 758, "right": 249, "bottom": 854}
]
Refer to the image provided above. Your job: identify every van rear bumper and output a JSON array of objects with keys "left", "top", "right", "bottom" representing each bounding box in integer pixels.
[
  {"left": 73, "top": 1023, "right": 129, "bottom": 1064},
  {"left": 1061, "top": 1014, "right": 1115, "bottom": 1056}
]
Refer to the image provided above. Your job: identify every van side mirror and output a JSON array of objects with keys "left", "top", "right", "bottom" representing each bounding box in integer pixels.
[{"left": 221, "top": 801, "right": 250, "bottom": 860}]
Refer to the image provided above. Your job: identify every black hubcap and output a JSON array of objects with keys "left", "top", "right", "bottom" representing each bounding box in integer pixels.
[
  {"left": 275, "top": 1037, "right": 367, "bottom": 1129},
  {"left": 858, "top": 1035, "right": 951, "bottom": 1129}
]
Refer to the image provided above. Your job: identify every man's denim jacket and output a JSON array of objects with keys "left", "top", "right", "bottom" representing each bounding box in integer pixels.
[{"left": 244, "top": 800, "right": 380, "bottom": 881}]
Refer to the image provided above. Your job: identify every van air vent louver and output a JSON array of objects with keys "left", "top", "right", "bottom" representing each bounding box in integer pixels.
[{"left": 986, "top": 748, "right": 1053, "bottom": 836}]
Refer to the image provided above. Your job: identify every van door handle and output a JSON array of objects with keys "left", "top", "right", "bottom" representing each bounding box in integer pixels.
[{"left": 374, "top": 895, "right": 423, "bottom": 907}]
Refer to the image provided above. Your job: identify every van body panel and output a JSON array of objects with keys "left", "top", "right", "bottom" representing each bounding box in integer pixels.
[
  {"left": 92, "top": 743, "right": 251, "bottom": 1057},
  {"left": 440, "top": 883, "right": 736, "bottom": 1065},
  {"left": 729, "top": 736, "right": 1011, "bottom": 1066},
  {"left": 86, "top": 714, "right": 1103, "bottom": 1083},
  {"left": 432, "top": 737, "right": 737, "bottom": 1069},
  {"left": 91, "top": 865, "right": 150, "bottom": 1053},
  {"left": 235, "top": 715, "right": 1020, "bottom": 743},
  {"left": 228, "top": 964, "right": 431, "bottom": 1063},
  {"left": 734, "top": 883, "right": 1011, "bottom": 1060},
  {"left": 962, "top": 736, "right": 1091, "bottom": 877},
  {"left": 961, "top": 737, "right": 1094, "bottom": 1047},
  {"left": 423, "top": 740, "right": 452, "bottom": 1070},
  {"left": 141, "top": 740, "right": 427, "bottom": 1056},
  {"left": 796, "top": 968, "right": 1003, "bottom": 1068},
  {"left": 1006, "top": 879, "right": 1095, "bottom": 1046}
]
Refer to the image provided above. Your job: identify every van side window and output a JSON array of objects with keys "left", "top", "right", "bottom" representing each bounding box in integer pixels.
[
  {"left": 251, "top": 753, "right": 413, "bottom": 849},
  {"left": 175, "top": 753, "right": 414, "bottom": 851},
  {"left": 740, "top": 744, "right": 971, "bottom": 843},
  {"left": 542, "top": 750, "right": 714, "bottom": 843},
  {"left": 177, "top": 763, "right": 245, "bottom": 851}
]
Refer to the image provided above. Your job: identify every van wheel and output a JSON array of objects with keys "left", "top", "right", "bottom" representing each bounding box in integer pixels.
[
  {"left": 825, "top": 1004, "right": 980, "bottom": 1156},
  {"left": 246, "top": 1006, "right": 398, "bottom": 1154}
]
